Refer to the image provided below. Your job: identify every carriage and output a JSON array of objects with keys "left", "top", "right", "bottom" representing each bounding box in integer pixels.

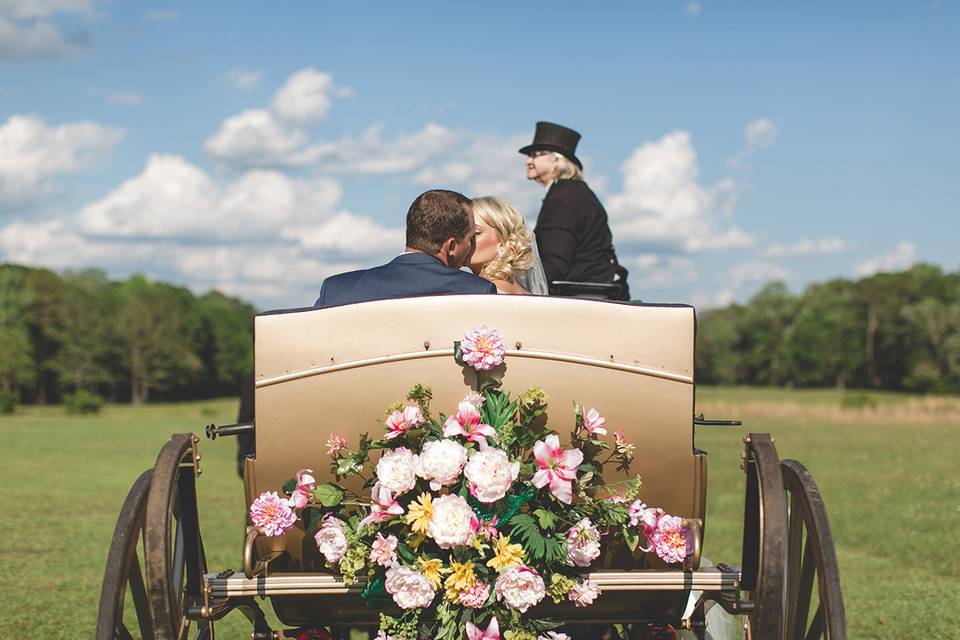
[{"left": 96, "top": 295, "right": 846, "bottom": 640}]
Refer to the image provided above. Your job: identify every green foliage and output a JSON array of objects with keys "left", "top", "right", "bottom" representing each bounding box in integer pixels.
[
  {"left": 0, "top": 389, "right": 15, "bottom": 414},
  {"left": 63, "top": 389, "right": 104, "bottom": 415},
  {"left": 481, "top": 389, "right": 518, "bottom": 447},
  {"left": 312, "top": 482, "right": 345, "bottom": 507},
  {"left": 533, "top": 508, "right": 557, "bottom": 531},
  {"left": 506, "top": 513, "right": 567, "bottom": 566}
]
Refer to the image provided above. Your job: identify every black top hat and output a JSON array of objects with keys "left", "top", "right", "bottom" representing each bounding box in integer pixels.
[{"left": 519, "top": 121, "right": 583, "bottom": 170}]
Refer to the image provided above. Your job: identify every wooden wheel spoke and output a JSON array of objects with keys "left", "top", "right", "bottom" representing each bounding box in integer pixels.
[
  {"left": 804, "top": 605, "right": 825, "bottom": 640},
  {"left": 129, "top": 553, "right": 154, "bottom": 640},
  {"left": 117, "top": 622, "right": 135, "bottom": 640},
  {"left": 791, "top": 537, "right": 816, "bottom": 640},
  {"left": 785, "top": 491, "right": 805, "bottom": 639}
]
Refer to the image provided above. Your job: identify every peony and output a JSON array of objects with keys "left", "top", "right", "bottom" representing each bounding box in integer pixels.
[
  {"left": 458, "top": 581, "right": 491, "bottom": 608},
  {"left": 466, "top": 616, "right": 500, "bottom": 640},
  {"left": 651, "top": 515, "right": 692, "bottom": 564},
  {"left": 415, "top": 439, "right": 468, "bottom": 490},
  {"left": 464, "top": 448, "right": 520, "bottom": 504},
  {"left": 579, "top": 407, "right": 608, "bottom": 436},
  {"left": 249, "top": 491, "right": 297, "bottom": 537},
  {"left": 568, "top": 579, "right": 601, "bottom": 607},
  {"left": 540, "top": 634, "right": 572, "bottom": 640},
  {"left": 288, "top": 468, "right": 316, "bottom": 510},
  {"left": 369, "top": 533, "right": 398, "bottom": 567},
  {"left": 314, "top": 516, "right": 348, "bottom": 564},
  {"left": 566, "top": 518, "right": 602, "bottom": 567},
  {"left": 443, "top": 401, "right": 497, "bottom": 449},
  {"left": 495, "top": 566, "right": 545, "bottom": 613},
  {"left": 384, "top": 565, "right": 436, "bottom": 609},
  {"left": 460, "top": 325, "right": 506, "bottom": 371},
  {"left": 532, "top": 434, "right": 583, "bottom": 504},
  {"left": 426, "top": 494, "right": 476, "bottom": 548},
  {"left": 384, "top": 405, "right": 425, "bottom": 440},
  {"left": 375, "top": 447, "right": 417, "bottom": 495}
]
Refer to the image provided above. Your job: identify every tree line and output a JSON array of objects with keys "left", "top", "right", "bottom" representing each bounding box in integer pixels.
[
  {"left": 2, "top": 261, "right": 957, "bottom": 410},
  {"left": 696, "top": 263, "right": 960, "bottom": 392},
  {"left": 0, "top": 264, "right": 256, "bottom": 408}
]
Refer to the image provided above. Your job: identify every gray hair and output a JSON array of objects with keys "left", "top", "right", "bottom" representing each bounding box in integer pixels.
[{"left": 552, "top": 152, "right": 583, "bottom": 181}]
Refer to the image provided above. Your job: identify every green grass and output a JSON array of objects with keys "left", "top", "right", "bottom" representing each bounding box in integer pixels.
[{"left": 1, "top": 389, "right": 957, "bottom": 638}]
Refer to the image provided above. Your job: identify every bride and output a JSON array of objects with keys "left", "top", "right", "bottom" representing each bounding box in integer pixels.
[{"left": 468, "top": 196, "right": 549, "bottom": 295}]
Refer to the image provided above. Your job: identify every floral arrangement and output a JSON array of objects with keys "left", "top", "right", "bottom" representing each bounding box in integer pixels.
[{"left": 249, "top": 325, "right": 692, "bottom": 640}]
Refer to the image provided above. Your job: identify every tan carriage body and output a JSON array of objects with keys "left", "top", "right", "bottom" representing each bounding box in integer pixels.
[{"left": 243, "top": 295, "right": 709, "bottom": 625}]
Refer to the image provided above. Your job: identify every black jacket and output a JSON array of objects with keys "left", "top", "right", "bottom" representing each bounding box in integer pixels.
[{"left": 534, "top": 179, "right": 621, "bottom": 287}]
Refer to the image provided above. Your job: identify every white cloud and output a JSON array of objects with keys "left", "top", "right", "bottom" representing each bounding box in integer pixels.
[
  {"left": 727, "top": 260, "right": 789, "bottom": 289},
  {"left": 692, "top": 288, "right": 735, "bottom": 310},
  {"left": 205, "top": 109, "right": 312, "bottom": 167},
  {"left": 316, "top": 123, "right": 458, "bottom": 174},
  {"left": 106, "top": 92, "right": 143, "bottom": 106},
  {"left": 606, "top": 130, "right": 754, "bottom": 253},
  {"left": 622, "top": 253, "right": 698, "bottom": 289},
  {"left": 0, "top": 0, "right": 92, "bottom": 60},
  {"left": 745, "top": 117, "right": 779, "bottom": 150},
  {"left": 854, "top": 241, "right": 917, "bottom": 276},
  {"left": 144, "top": 9, "right": 178, "bottom": 21},
  {"left": 684, "top": 1, "right": 702, "bottom": 16},
  {"left": 287, "top": 211, "right": 403, "bottom": 255},
  {"left": 761, "top": 236, "right": 849, "bottom": 258},
  {"left": 0, "top": 114, "right": 123, "bottom": 207},
  {"left": 270, "top": 67, "right": 345, "bottom": 123},
  {"left": 225, "top": 68, "right": 263, "bottom": 91}
]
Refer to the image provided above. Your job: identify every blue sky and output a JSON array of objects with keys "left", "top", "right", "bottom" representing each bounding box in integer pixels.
[{"left": 1, "top": 1, "right": 957, "bottom": 309}]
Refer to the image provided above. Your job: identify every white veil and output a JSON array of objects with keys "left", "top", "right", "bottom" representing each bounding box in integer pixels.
[{"left": 516, "top": 231, "right": 550, "bottom": 295}]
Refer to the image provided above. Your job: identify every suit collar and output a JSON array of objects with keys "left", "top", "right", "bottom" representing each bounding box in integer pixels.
[{"left": 391, "top": 252, "right": 445, "bottom": 266}]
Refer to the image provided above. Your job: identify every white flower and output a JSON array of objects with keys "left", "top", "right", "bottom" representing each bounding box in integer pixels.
[
  {"left": 376, "top": 447, "right": 417, "bottom": 496},
  {"left": 568, "top": 579, "right": 601, "bottom": 607},
  {"left": 539, "top": 633, "right": 572, "bottom": 640},
  {"left": 464, "top": 390, "right": 485, "bottom": 407},
  {"left": 384, "top": 565, "right": 436, "bottom": 609},
  {"left": 415, "top": 439, "right": 468, "bottom": 491},
  {"left": 464, "top": 447, "right": 520, "bottom": 504},
  {"left": 494, "top": 566, "right": 545, "bottom": 613},
  {"left": 566, "top": 517, "right": 602, "bottom": 568},
  {"left": 314, "top": 516, "right": 348, "bottom": 564},
  {"left": 427, "top": 494, "right": 476, "bottom": 548}
]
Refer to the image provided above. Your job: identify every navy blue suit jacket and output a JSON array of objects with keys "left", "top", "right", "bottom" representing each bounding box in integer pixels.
[{"left": 314, "top": 252, "right": 497, "bottom": 308}]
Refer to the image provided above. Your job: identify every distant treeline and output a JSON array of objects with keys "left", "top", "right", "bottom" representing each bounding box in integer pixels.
[
  {"left": 696, "top": 264, "right": 960, "bottom": 393},
  {"left": 1, "top": 264, "right": 256, "bottom": 406}
]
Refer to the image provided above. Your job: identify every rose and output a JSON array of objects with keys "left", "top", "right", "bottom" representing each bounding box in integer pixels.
[
  {"left": 375, "top": 447, "right": 417, "bottom": 495},
  {"left": 384, "top": 565, "right": 436, "bottom": 609},
  {"left": 415, "top": 439, "right": 468, "bottom": 491},
  {"left": 568, "top": 579, "right": 601, "bottom": 607},
  {"left": 427, "top": 494, "right": 476, "bottom": 548},
  {"left": 464, "top": 448, "right": 520, "bottom": 504},
  {"left": 566, "top": 518, "right": 602, "bottom": 567},
  {"left": 369, "top": 533, "right": 398, "bottom": 567},
  {"left": 494, "top": 566, "right": 545, "bottom": 613},
  {"left": 314, "top": 516, "right": 348, "bottom": 564}
]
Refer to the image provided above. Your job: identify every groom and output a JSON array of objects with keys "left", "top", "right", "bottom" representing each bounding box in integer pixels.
[{"left": 314, "top": 189, "right": 497, "bottom": 308}]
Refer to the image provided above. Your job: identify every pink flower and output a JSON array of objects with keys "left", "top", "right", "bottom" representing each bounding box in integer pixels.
[
  {"left": 458, "top": 581, "right": 491, "bottom": 608},
  {"left": 443, "top": 401, "right": 497, "bottom": 449},
  {"left": 466, "top": 616, "right": 500, "bottom": 640},
  {"left": 288, "top": 468, "right": 316, "bottom": 510},
  {"left": 566, "top": 518, "right": 602, "bottom": 567},
  {"left": 249, "top": 491, "right": 297, "bottom": 537},
  {"left": 326, "top": 434, "right": 347, "bottom": 456},
  {"left": 531, "top": 434, "right": 583, "bottom": 504},
  {"left": 651, "top": 515, "right": 692, "bottom": 564},
  {"left": 568, "top": 579, "right": 601, "bottom": 607},
  {"left": 461, "top": 325, "right": 506, "bottom": 371},
  {"left": 629, "top": 500, "right": 662, "bottom": 533},
  {"left": 495, "top": 566, "right": 545, "bottom": 612},
  {"left": 314, "top": 515, "right": 348, "bottom": 564},
  {"left": 369, "top": 533, "right": 399, "bottom": 567},
  {"left": 579, "top": 407, "right": 607, "bottom": 436},
  {"left": 384, "top": 405, "right": 425, "bottom": 440},
  {"left": 614, "top": 431, "right": 635, "bottom": 459},
  {"left": 475, "top": 515, "right": 499, "bottom": 540},
  {"left": 359, "top": 482, "right": 405, "bottom": 528},
  {"left": 464, "top": 390, "right": 485, "bottom": 407}
]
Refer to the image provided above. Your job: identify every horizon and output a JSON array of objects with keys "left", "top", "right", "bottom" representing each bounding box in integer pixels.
[{"left": 1, "top": 1, "right": 957, "bottom": 310}]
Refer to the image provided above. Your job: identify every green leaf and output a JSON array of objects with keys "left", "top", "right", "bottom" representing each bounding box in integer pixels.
[
  {"left": 453, "top": 340, "right": 464, "bottom": 365},
  {"left": 281, "top": 478, "right": 296, "bottom": 495},
  {"left": 622, "top": 525, "right": 640, "bottom": 553},
  {"left": 360, "top": 576, "right": 392, "bottom": 609},
  {"left": 508, "top": 513, "right": 546, "bottom": 563},
  {"left": 533, "top": 508, "right": 557, "bottom": 531},
  {"left": 396, "top": 542, "right": 417, "bottom": 564},
  {"left": 312, "top": 482, "right": 345, "bottom": 507}
]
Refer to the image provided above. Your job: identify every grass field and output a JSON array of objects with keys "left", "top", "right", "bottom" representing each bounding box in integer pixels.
[{"left": 1, "top": 388, "right": 958, "bottom": 639}]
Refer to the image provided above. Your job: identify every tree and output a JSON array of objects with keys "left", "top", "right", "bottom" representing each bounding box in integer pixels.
[
  {"left": 0, "top": 266, "right": 36, "bottom": 396},
  {"left": 46, "top": 270, "right": 114, "bottom": 393},
  {"left": 738, "top": 282, "right": 798, "bottom": 386}
]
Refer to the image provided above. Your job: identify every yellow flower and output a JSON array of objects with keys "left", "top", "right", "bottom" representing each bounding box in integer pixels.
[
  {"left": 486, "top": 534, "right": 525, "bottom": 572},
  {"left": 417, "top": 557, "right": 446, "bottom": 588},
  {"left": 406, "top": 492, "right": 433, "bottom": 535},
  {"left": 444, "top": 560, "right": 477, "bottom": 602}
]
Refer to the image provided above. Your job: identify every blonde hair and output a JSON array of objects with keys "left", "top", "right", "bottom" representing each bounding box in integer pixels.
[
  {"left": 552, "top": 152, "right": 583, "bottom": 181},
  {"left": 471, "top": 196, "right": 534, "bottom": 283}
]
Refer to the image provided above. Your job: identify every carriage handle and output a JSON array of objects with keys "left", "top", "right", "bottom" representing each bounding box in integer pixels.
[
  {"left": 243, "top": 527, "right": 259, "bottom": 579},
  {"left": 683, "top": 518, "right": 703, "bottom": 572}
]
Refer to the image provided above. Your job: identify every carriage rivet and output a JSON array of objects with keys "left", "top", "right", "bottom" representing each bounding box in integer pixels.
[
  {"left": 424, "top": 341, "right": 430, "bottom": 350},
  {"left": 515, "top": 341, "right": 522, "bottom": 350}
]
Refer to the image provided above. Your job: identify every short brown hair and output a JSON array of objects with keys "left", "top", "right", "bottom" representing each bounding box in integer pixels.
[{"left": 405, "top": 189, "right": 472, "bottom": 254}]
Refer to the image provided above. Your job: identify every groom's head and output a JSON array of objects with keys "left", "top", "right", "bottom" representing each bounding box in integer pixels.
[{"left": 405, "top": 189, "right": 476, "bottom": 269}]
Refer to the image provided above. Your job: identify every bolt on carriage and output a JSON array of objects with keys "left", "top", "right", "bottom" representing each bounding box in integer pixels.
[{"left": 97, "top": 294, "right": 846, "bottom": 640}]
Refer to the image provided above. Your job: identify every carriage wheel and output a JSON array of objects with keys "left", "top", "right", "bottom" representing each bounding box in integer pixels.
[
  {"left": 780, "top": 459, "right": 846, "bottom": 640},
  {"left": 96, "top": 469, "right": 155, "bottom": 640},
  {"left": 740, "top": 433, "right": 787, "bottom": 638},
  {"left": 144, "top": 434, "right": 212, "bottom": 640}
]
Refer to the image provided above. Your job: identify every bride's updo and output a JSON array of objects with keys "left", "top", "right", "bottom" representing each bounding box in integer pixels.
[{"left": 471, "top": 196, "right": 534, "bottom": 284}]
